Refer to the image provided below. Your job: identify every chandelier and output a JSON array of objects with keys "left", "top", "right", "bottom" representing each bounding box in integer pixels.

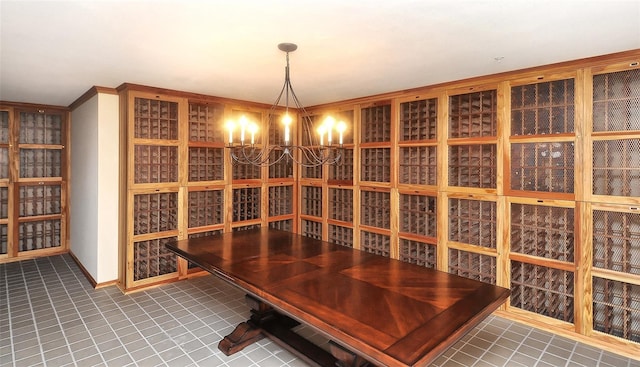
[{"left": 224, "top": 43, "right": 347, "bottom": 167}]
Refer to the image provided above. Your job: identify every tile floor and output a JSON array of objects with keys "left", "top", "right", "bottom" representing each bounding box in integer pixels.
[{"left": 0, "top": 254, "right": 638, "bottom": 367}]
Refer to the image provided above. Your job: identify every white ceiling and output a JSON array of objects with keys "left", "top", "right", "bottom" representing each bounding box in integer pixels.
[{"left": 1, "top": 0, "right": 640, "bottom": 108}]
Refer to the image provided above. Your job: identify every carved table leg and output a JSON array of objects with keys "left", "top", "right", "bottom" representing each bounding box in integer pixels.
[{"left": 218, "top": 294, "right": 298, "bottom": 356}]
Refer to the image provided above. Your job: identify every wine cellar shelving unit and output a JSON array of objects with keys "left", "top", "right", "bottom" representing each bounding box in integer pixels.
[
  {"left": 297, "top": 51, "right": 640, "bottom": 358},
  {"left": 118, "top": 86, "right": 295, "bottom": 291},
  {"left": 0, "top": 103, "right": 69, "bottom": 262}
]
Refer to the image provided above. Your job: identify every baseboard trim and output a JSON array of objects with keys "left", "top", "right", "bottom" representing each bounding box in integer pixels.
[{"left": 68, "top": 251, "right": 117, "bottom": 289}]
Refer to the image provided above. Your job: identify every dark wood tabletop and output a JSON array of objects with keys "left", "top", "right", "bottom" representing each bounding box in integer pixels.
[{"left": 167, "top": 228, "right": 509, "bottom": 367}]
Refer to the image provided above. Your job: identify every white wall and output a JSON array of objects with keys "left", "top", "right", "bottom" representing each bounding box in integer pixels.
[{"left": 70, "top": 91, "right": 119, "bottom": 284}]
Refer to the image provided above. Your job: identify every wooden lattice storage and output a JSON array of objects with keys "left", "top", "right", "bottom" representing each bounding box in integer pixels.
[
  {"left": 328, "top": 224, "right": 353, "bottom": 247},
  {"left": 134, "top": 145, "right": 179, "bottom": 183},
  {"left": 400, "top": 98, "right": 437, "bottom": 141},
  {"left": 399, "top": 146, "right": 436, "bottom": 185},
  {"left": 593, "top": 208, "right": 640, "bottom": 275},
  {"left": 329, "top": 188, "right": 353, "bottom": 222},
  {"left": 361, "top": 230, "right": 390, "bottom": 257},
  {"left": 0, "top": 111, "right": 7, "bottom": 179},
  {"left": 400, "top": 194, "right": 436, "bottom": 238},
  {"left": 592, "top": 69, "right": 640, "bottom": 132},
  {"left": 301, "top": 219, "right": 322, "bottom": 240},
  {"left": 232, "top": 187, "right": 261, "bottom": 222},
  {"left": 361, "top": 190, "right": 390, "bottom": 229},
  {"left": 188, "top": 190, "right": 223, "bottom": 228},
  {"left": 449, "top": 249, "right": 496, "bottom": 284},
  {"left": 232, "top": 160, "right": 261, "bottom": 180},
  {"left": 18, "top": 184, "right": 61, "bottom": 217},
  {"left": 133, "top": 236, "right": 177, "bottom": 281},
  {"left": 188, "top": 147, "right": 223, "bottom": 182},
  {"left": 188, "top": 101, "right": 224, "bottom": 142},
  {"left": 511, "top": 203, "right": 574, "bottom": 262},
  {"left": 19, "top": 111, "right": 63, "bottom": 145},
  {"left": 18, "top": 220, "right": 61, "bottom": 251},
  {"left": 269, "top": 219, "right": 292, "bottom": 231},
  {"left": 233, "top": 224, "right": 261, "bottom": 232},
  {"left": 329, "top": 148, "right": 354, "bottom": 183},
  {"left": 361, "top": 104, "right": 391, "bottom": 143},
  {"left": 448, "top": 198, "right": 496, "bottom": 248},
  {"left": 19, "top": 149, "right": 62, "bottom": 178},
  {"left": 592, "top": 139, "right": 640, "bottom": 197},
  {"left": 449, "top": 90, "right": 497, "bottom": 138},
  {"left": 133, "top": 192, "right": 178, "bottom": 235},
  {"left": 134, "top": 98, "right": 179, "bottom": 140},
  {"left": 302, "top": 161, "right": 322, "bottom": 179},
  {"left": 301, "top": 186, "right": 322, "bottom": 217},
  {"left": 592, "top": 277, "right": 640, "bottom": 343},
  {"left": 511, "top": 142, "right": 575, "bottom": 193},
  {"left": 510, "top": 260, "right": 574, "bottom": 323},
  {"left": 400, "top": 239, "right": 436, "bottom": 269},
  {"left": 511, "top": 79, "right": 575, "bottom": 135},
  {"left": 268, "top": 185, "right": 293, "bottom": 217},
  {"left": 269, "top": 149, "right": 293, "bottom": 179},
  {"left": 361, "top": 148, "right": 390, "bottom": 182},
  {"left": 448, "top": 145, "right": 496, "bottom": 188}
]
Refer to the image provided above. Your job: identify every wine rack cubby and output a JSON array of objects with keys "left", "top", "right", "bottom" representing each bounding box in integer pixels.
[
  {"left": 302, "top": 219, "right": 322, "bottom": 240},
  {"left": 329, "top": 148, "right": 354, "bottom": 183},
  {"left": 360, "top": 190, "right": 390, "bottom": 229},
  {"left": 0, "top": 187, "right": 7, "bottom": 219},
  {"left": 301, "top": 186, "right": 322, "bottom": 217},
  {"left": 329, "top": 188, "right": 353, "bottom": 223},
  {"left": 133, "top": 192, "right": 178, "bottom": 235},
  {"left": 361, "top": 230, "right": 390, "bottom": 257},
  {"left": 592, "top": 277, "right": 640, "bottom": 342},
  {"left": 188, "top": 147, "right": 223, "bottom": 182},
  {"left": 134, "top": 145, "right": 179, "bottom": 183},
  {"left": 511, "top": 79, "right": 575, "bottom": 136},
  {"left": 269, "top": 219, "right": 292, "bottom": 231},
  {"left": 449, "top": 198, "right": 496, "bottom": 248},
  {"left": 400, "top": 239, "right": 436, "bottom": 269},
  {"left": 449, "top": 249, "right": 496, "bottom": 284},
  {"left": 19, "top": 185, "right": 61, "bottom": 217},
  {"left": 510, "top": 142, "right": 575, "bottom": 193},
  {"left": 269, "top": 185, "right": 293, "bottom": 217},
  {"left": 232, "top": 187, "right": 261, "bottom": 222},
  {"left": 232, "top": 160, "right": 261, "bottom": 180},
  {"left": 448, "top": 144, "right": 496, "bottom": 188},
  {"left": 511, "top": 203, "right": 574, "bottom": 262},
  {"left": 399, "top": 146, "right": 436, "bottom": 185},
  {"left": 19, "top": 111, "right": 63, "bottom": 145},
  {"left": 592, "top": 69, "right": 640, "bottom": 132},
  {"left": 188, "top": 190, "right": 223, "bottom": 229},
  {"left": 19, "top": 149, "right": 62, "bottom": 178},
  {"left": 400, "top": 98, "right": 437, "bottom": 141},
  {"left": 361, "top": 148, "right": 390, "bottom": 182},
  {"left": 0, "top": 225, "right": 7, "bottom": 255},
  {"left": 510, "top": 260, "right": 575, "bottom": 323},
  {"left": 18, "top": 219, "right": 61, "bottom": 251},
  {"left": 593, "top": 208, "right": 640, "bottom": 275},
  {"left": 449, "top": 90, "right": 497, "bottom": 138},
  {"left": 133, "top": 237, "right": 177, "bottom": 281},
  {"left": 328, "top": 224, "right": 353, "bottom": 247},
  {"left": 269, "top": 149, "right": 293, "bottom": 179},
  {"left": 361, "top": 104, "right": 391, "bottom": 143},
  {"left": 592, "top": 139, "right": 640, "bottom": 197},
  {"left": 400, "top": 194, "right": 436, "bottom": 238},
  {"left": 188, "top": 102, "right": 224, "bottom": 142},
  {"left": 134, "top": 98, "right": 179, "bottom": 140}
]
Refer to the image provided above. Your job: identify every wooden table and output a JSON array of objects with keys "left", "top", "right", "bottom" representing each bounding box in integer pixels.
[{"left": 166, "top": 228, "right": 509, "bottom": 367}]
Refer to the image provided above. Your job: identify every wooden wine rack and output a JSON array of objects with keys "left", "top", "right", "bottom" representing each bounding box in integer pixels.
[
  {"left": 0, "top": 104, "right": 68, "bottom": 260},
  {"left": 449, "top": 249, "right": 497, "bottom": 284}
]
